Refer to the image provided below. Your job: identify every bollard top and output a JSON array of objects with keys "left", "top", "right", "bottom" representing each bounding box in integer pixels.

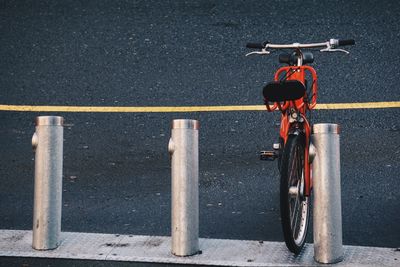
[
  {"left": 171, "top": 119, "right": 199, "bottom": 130},
  {"left": 35, "top": 116, "right": 64, "bottom": 126},
  {"left": 313, "top": 123, "right": 340, "bottom": 134}
]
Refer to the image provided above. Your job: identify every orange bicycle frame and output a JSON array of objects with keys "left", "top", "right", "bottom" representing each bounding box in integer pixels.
[{"left": 266, "top": 66, "right": 318, "bottom": 197}]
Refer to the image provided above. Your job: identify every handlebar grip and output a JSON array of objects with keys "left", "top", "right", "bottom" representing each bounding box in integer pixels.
[
  {"left": 246, "top": 42, "right": 266, "bottom": 49},
  {"left": 338, "top": 39, "right": 355, "bottom": 46}
]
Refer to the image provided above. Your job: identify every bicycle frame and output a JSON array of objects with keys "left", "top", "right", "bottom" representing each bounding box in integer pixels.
[{"left": 266, "top": 66, "right": 318, "bottom": 197}]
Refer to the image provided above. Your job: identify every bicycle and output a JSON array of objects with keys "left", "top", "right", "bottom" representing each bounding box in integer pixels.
[{"left": 245, "top": 39, "right": 355, "bottom": 254}]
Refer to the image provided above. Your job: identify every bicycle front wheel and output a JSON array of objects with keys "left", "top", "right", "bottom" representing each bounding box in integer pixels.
[{"left": 280, "top": 133, "right": 310, "bottom": 254}]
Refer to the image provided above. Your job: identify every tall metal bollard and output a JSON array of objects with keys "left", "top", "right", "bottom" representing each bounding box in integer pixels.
[
  {"left": 168, "top": 119, "right": 199, "bottom": 256},
  {"left": 32, "top": 116, "right": 64, "bottom": 250},
  {"left": 311, "top": 123, "right": 343, "bottom": 264}
]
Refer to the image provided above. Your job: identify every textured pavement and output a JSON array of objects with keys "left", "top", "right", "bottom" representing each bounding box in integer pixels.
[{"left": 0, "top": 0, "right": 399, "bottom": 254}]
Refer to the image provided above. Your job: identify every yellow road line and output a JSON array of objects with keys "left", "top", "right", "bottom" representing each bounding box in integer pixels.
[
  {"left": 315, "top": 101, "right": 400, "bottom": 110},
  {"left": 0, "top": 104, "right": 265, "bottom": 112},
  {"left": 0, "top": 101, "right": 399, "bottom": 113}
]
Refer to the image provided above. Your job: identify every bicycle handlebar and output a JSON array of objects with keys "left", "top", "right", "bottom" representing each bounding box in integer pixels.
[{"left": 245, "top": 39, "right": 355, "bottom": 55}]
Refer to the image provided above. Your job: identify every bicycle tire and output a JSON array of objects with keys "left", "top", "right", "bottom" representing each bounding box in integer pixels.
[{"left": 279, "top": 133, "right": 310, "bottom": 254}]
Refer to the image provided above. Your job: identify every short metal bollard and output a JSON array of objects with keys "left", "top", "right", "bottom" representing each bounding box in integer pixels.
[
  {"left": 31, "top": 116, "right": 64, "bottom": 250},
  {"left": 168, "top": 119, "right": 199, "bottom": 256},
  {"left": 311, "top": 123, "right": 343, "bottom": 264}
]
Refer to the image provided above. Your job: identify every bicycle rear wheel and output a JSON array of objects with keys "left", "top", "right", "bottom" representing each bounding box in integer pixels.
[{"left": 280, "top": 133, "right": 310, "bottom": 254}]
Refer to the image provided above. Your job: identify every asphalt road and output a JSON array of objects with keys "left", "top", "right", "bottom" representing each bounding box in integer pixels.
[{"left": 0, "top": 0, "right": 399, "bottom": 256}]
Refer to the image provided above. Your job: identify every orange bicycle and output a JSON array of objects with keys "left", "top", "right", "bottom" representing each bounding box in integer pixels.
[{"left": 246, "top": 39, "right": 355, "bottom": 254}]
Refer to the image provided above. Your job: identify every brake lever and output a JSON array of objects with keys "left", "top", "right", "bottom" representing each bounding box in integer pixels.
[
  {"left": 320, "top": 48, "right": 350, "bottom": 54},
  {"left": 245, "top": 49, "right": 270, "bottom": 57}
]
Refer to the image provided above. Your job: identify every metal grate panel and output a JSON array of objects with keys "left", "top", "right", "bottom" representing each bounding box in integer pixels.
[{"left": 0, "top": 230, "right": 398, "bottom": 266}]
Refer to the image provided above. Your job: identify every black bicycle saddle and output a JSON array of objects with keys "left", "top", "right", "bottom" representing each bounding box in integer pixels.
[{"left": 263, "top": 80, "right": 306, "bottom": 102}]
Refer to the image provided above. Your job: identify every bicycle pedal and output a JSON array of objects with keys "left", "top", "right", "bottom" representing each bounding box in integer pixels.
[{"left": 260, "top": 150, "right": 278, "bottom": 161}]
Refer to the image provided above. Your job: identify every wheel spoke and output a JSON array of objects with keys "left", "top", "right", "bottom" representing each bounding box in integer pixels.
[
  {"left": 288, "top": 150, "right": 298, "bottom": 185},
  {"left": 297, "top": 146, "right": 303, "bottom": 179},
  {"left": 293, "top": 199, "right": 303, "bottom": 238},
  {"left": 293, "top": 146, "right": 299, "bottom": 184},
  {"left": 290, "top": 197, "right": 299, "bottom": 229}
]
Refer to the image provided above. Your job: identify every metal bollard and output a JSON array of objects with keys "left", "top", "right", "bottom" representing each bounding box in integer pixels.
[
  {"left": 168, "top": 119, "right": 199, "bottom": 256},
  {"left": 311, "top": 123, "right": 343, "bottom": 264},
  {"left": 31, "top": 116, "right": 64, "bottom": 250}
]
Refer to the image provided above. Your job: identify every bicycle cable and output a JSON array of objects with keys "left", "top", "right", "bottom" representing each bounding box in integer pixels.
[{"left": 279, "top": 67, "right": 300, "bottom": 82}]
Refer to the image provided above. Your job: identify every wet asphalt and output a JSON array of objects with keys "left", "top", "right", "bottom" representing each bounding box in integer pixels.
[{"left": 0, "top": 2, "right": 399, "bottom": 263}]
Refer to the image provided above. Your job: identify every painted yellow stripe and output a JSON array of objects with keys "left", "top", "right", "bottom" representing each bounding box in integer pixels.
[
  {"left": 0, "top": 105, "right": 266, "bottom": 112},
  {"left": 0, "top": 101, "right": 399, "bottom": 113},
  {"left": 315, "top": 101, "right": 400, "bottom": 110}
]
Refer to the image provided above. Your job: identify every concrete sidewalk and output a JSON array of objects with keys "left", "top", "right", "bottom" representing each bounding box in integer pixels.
[{"left": 0, "top": 230, "right": 398, "bottom": 266}]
